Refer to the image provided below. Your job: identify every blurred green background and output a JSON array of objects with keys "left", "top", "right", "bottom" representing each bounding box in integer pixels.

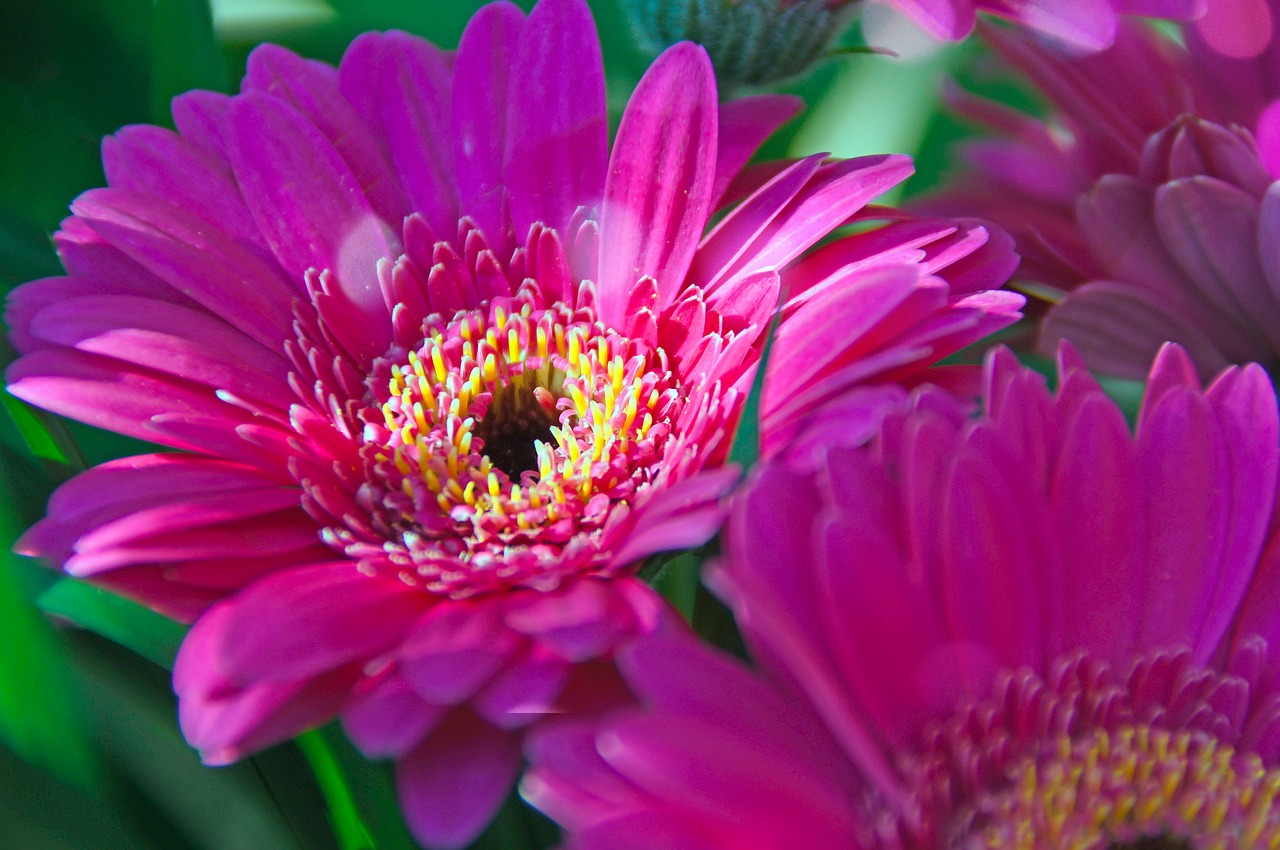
[{"left": 0, "top": 0, "right": 990, "bottom": 846}]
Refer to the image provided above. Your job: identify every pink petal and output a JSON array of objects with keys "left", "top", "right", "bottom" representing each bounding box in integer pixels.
[
  {"left": 216, "top": 563, "right": 426, "bottom": 683},
  {"left": 227, "top": 92, "right": 395, "bottom": 359},
  {"left": 245, "top": 43, "right": 407, "bottom": 227},
  {"left": 504, "top": 0, "right": 607, "bottom": 238},
  {"left": 397, "top": 711, "right": 523, "bottom": 850},
  {"left": 598, "top": 43, "right": 719, "bottom": 328},
  {"left": 338, "top": 33, "right": 455, "bottom": 237},
  {"left": 399, "top": 601, "right": 522, "bottom": 704},
  {"left": 342, "top": 671, "right": 447, "bottom": 758},
  {"left": 711, "top": 95, "right": 803, "bottom": 208},
  {"left": 69, "top": 188, "right": 297, "bottom": 348},
  {"left": 453, "top": 2, "right": 526, "bottom": 249}
]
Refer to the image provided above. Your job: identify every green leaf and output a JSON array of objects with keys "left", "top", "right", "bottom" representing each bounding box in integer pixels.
[
  {"left": 1098, "top": 376, "right": 1146, "bottom": 427},
  {"left": 38, "top": 577, "right": 188, "bottom": 670},
  {"left": 0, "top": 554, "right": 98, "bottom": 789},
  {"left": 151, "top": 0, "right": 229, "bottom": 124},
  {"left": 295, "top": 730, "right": 377, "bottom": 850},
  {"left": 649, "top": 550, "right": 701, "bottom": 623},
  {"left": 2, "top": 392, "right": 85, "bottom": 469},
  {"left": 727, "top": 308, "right": 780, "bottom": 471}
]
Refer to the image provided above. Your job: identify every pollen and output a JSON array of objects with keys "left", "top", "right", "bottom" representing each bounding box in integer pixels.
[
  {"left": 354, "top": 287, "right": 683, "bottom": 598},
  {"left": 963, "top": 725, "right": 1280, "bottom": 850}
]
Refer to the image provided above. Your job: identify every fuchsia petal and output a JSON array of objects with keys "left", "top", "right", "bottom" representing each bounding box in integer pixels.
[
  {"left": 398, "top": 712, "right": 523, "bottom": 850},
  {"left": 504, "top": 0, "right": 607, "bottom": 238},
  {"left": 1052, "top": 392, "right": 1145, "bottom": 664},
  {"left": 176, "top": 605, "right": 358, "bottom": 763},
  {"left": 890, "top": 0, "right": 976, "bottom": 40},
  {"left": 399, "top": 602, "right": 522, "bottom": 705},
  {"left": 69, "top": 189, "right": 296, "bottom": 348},
  {"left": 342, "top": 672, "right": 447, "bottom": 758},
  {"left": 338, "top": 33, "right": 456, "bottom": 238},
  {"left": 246, "top": 43, "right": 408, "bottom": 227},
  {"left": 26, "top": 294, "right": 294, "bottom": 410},
  {"left": 598, "top": 43, "right": 719, "bottom": 329},
  {"left": 712, "top": 95, "right": 803, "bottom": 207},
  {"left": 453, "top": 3, "right": 525, "bottom": 247},
  {"left": 227, "top": 92, "right": 395, "bottom": 358},
  {"left": 102, "top": 126, "right": 265, "bottom": 251},
  {"left": 215, "top": 564, "right": 426, "bottom": 683}
]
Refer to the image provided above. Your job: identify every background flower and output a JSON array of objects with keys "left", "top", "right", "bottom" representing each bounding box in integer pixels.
[
  {"left": 526, "top": 343, "right": 1280, "bottom": 849},
  {"left": 937, "top": 5, "right": 1280, "bottom": 379}
]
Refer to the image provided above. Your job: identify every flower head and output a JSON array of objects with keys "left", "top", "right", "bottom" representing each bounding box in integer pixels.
[
  {"left": 4, "top": 0, "right": 1020, "bottom": 845},
  {"left": 937, "top": 6, "right": 1280, "bottom": 379},
  {"left": 525, "top": 344, "right": 1280, "bottom": 850}
]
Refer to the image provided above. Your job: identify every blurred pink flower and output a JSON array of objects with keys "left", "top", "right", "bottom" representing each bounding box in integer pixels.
[
  {"left": 936, "top": 3, "right": 1280, "bottom": 378},
  {"left": 526, "top": 344, "right": 1280, "bottom": 849},
  {"left": 874, "top": 0, "right": 1205, "bottom": 51},
  {"left": 4, "top": 0, "right": 1021, "bottom": 845}
]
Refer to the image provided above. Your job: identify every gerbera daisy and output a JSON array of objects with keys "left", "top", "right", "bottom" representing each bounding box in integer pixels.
[
  {"left": 526, "top": 343, "right": 1280, "bottom": 850},
  {"left": 5, "top": 0, "right": 1021, "bottom": 845},
  {"left": 938, "top": 5, "right": 1280, "bottom": 378}
]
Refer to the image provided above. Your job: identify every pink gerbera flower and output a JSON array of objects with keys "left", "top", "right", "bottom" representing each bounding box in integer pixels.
[
  {"left": 873, "top": 0, "right": 1205, "bottom": 51},
  {"left": 4, "top": 0, "right": 1021, "bottom": 845},
  {"left": 938, "top": 5, "right": 1280, "bottom": 378},
  {"left": 526, "top": 343, "right": 1280, "bottom": 849}
]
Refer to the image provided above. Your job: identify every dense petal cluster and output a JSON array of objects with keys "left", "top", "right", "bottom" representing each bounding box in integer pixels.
[
  {"left": 525, "top": 344, "right": 1280, "bottom": 850},
  {"left": 4, "top": 0, "right": 1023, "bottom": 845},
  {"left": 937, "top": 5, "right": 1280, "bottom": 378}
]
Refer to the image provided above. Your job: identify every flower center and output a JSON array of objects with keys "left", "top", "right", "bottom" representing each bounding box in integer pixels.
[
  {"left": 956, "top": 724, "right": 1280, "bottom": 850},
  {"left": 343, "top": 290, "right": 683, "bottom": 597}
]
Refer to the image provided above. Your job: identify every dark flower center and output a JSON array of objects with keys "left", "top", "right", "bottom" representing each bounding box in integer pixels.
[
  {"left": 473, "top": 383, "right": 559, "bottom": 479},
  {"left": 1108, "top": 838, "right": 1193, "bottom": 850}
]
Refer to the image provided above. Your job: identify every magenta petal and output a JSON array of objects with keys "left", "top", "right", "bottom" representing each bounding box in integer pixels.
[
  {"left": 18, "top": 454, "right": 294, "bottom": 566},
  {"left": 597, "top": 714, "right": 859, "bottom": 847},
  {"left": 245, "top": 43, "right": 407, "bottom": 227},
  {"left": 711, "top": 95, "right": 803, "bottom": 207},
  {"left": 399, "top": 602, "right": 522, "bottom": 704},
  {"left": 1196, "top": 364, "right": 1280, "bottom": 657},
  {"left": 170, "top": 90, "right": 233, "bottom": 163},
  {"left": 607, "top": 468, "right": 739, "bottom": 567},
  {"left": 338, "top": 33, "right": 456, "bottom": 238},
  {"left": 398, "top": 711, "right": 523, "bottom": 850},
  {"left": 887, "top": 0, "right": 975, "bottom": 40},
  {"left": 1052, "top": 393, "right": 1144, "bottom": 664},
  {"left": 1135, "top": 386, "right": 1231, "bottom": 661},
  {"left": 217, "top": 563, "right": 426, "bottom": 683},
  {"left": 27, "top": 294, "right": 294, "bottom": 410},
  {"left": 6, "top": 349, "right": 259, "bottom": 452},
  {"left": 702, "top": 156, "right": 915, "bottom": 296},
  {"left": 997, "top": 0, "right": 1118, "bottom": 50},
  {"left": 471, "top": 643, "right": 571, "bottom": 727},
  {"left": 102, "top": 125, "right": 266, "bottom": 251},
  {"left": 176, "top": 605, "right": 357, "bottom": 763},
  {"left": 453, "top": 2, "right": 526, "bottom": 247},
  {"left": 504, "top": 0, "right": 607, "bottom": 239},
  {"left": 342, "top": 671, "right": 447, "bottom": 758},
  {"left": 69, "top": 188, "right": 296, "bottom": 348},
  {"left": 504, "top": 579, "right": 636, "bottom": 662},
  {"left": 227, "top": 92, "right": 395, "bottom": 355},
  {"left": 598, "top": 43, "right": 719, "bottom": 326}
]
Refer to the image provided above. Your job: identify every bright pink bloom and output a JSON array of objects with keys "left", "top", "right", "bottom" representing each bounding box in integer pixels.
[
  {"left": 526, "top": 344, "right": 1280, "bottom": 849},
  {"left": 873, "top": 0, "right": 1204, "bottom": 51},
  {"left": 4, "top": 0, "right": 1020, "bottom": 845},
  {"left": 938, "top": 6, "right": 1280, "bottom": 378}
]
